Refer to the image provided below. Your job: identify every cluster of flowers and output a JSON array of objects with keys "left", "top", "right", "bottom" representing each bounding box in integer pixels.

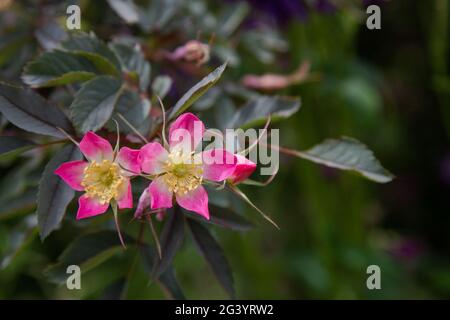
[{"left": 55, "top": 113, "right": 257, "bottom": 221}]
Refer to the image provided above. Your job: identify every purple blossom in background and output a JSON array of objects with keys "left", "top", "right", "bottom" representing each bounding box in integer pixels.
[
  {"left": 389, "top": 238, "right": 425, "bottom": 264},
  {"left": 231, "top": 0, "right": 338, "bottom": 25},
  {"left": 439, "top": 154, "right": 450, "bottom": 186}
]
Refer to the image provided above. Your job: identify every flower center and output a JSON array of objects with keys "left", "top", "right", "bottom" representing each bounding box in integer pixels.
[
  {"left": 81, "top": 159, "right": 125, "bottom": 204},
  {"left": 163, "top": 150, "right": 203, "bottom": 194}
]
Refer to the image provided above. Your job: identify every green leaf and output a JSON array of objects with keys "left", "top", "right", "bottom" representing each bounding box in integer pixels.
[
  {"left": 0, "top": 188, "right": 37, "bottom": 221},
  {"left": 62, "top": 32, "right": 121, "bottom": 76},
  {"left": 0, "top": 136, "right": 36, "bottom": 159},
  {"left": 217, "top": 2, "right": 249, "bottom": 37},
  {"left": 187, "top": 219, "right": 235, "bottom": 298},
  {"left": 106, "top": 0, "right": 140, "bottom": 24},
  {"left": 184, "top": 205, "right": 254, "bottom": 231},
  {"left": 37, "top": 144, "right": 82, "bottom": 240},
  {"left": 45, "top": 230, "right": 129, "bottom": 283},
  {"left": 70, "top": 76, "right": 123, "bottom": 133},
  {"left": 140, "top": 245, "right": 186, "bottom": 299},
  {"left": 168, "top": 63, "right": 227, "bottom": 119},
  {"left": 151, "top": 207, "right": 185, "bottom": 279},
  {"left": 34, "top": 20, "right": 67, "bottom": 50},
  {"left": 137, "top": 0, "right": 181, "bottom": 32},
  {"left": 294, "top": 137, "right": 394, "bottom": 183},
  {"left": 229, "top": 95, "right": 301, "bottom": 128},
  {"left": 22, "top": 50, "right": 96, "bottom": 87},
  {"left": 0, "top": 82, "right": 75, "bottom": 138},
  {"left": 152, "top": 75, "right": 172, "bottom": 99},
  {"left": 111, "top": 42, "right": 151, "bottom": 91},
  {"left": 1, "top": 216, "right": 38, "bottom": 270},
  {"left": 106, "top": 90, "right": 151, "bottom": 133}
]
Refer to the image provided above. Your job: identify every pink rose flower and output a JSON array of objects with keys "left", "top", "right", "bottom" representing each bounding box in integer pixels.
[
  {"left": 228, "top": 154, "right": 257, "bottom": 184},
  {"left": 55, "top": 131, "right": 140, "bottom": 219},
  {"left": 138, "top": 113, "right": 236, "bottom": 220}
]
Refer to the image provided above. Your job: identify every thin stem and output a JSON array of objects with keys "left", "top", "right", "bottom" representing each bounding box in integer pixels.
[
  {"left": 117, "top": 113, "right": 149, "bottom": 144},
  {"left": 146, "top": 214, "right": 162, "bottom": 259}
]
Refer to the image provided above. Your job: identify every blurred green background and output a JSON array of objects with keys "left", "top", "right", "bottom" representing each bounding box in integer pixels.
[{"left": 1, "top": 0, "right": 450, "bottom": 299}]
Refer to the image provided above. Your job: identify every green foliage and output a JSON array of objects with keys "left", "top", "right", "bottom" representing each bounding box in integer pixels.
[
  {"left": 37, "top": 144, "right": 82, "bottom": 240},
  {"left": 229, "top": 95, "right": 301, "bottom": 128},
  {"left": 168, "top": 63, "right": 227, "bottom": 119},
  {"left": 0, "top": 82, "right": 74, "bottom": 138},
  {"left": 0, "top": 0, "right": 421, "bottom": 301},
  {"left": 70, "top": 76, "right": 123, "bottom": 133},
  {"left": 187, "top": 218, "right": 235, "bottom": 298}
]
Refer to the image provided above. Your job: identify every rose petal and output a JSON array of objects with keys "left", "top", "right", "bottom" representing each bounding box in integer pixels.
[
  {"left": 54, "top": 160, "right": 89, "bottom": 191},
  {"left": 169, "top": 113, "right": 205, "bottom": 152},
  {"left": 148, "top": 176, "right": 173, "bottom": 209},
  {"left": 228, "top": 154, "right": 257, "bottom": 184},
  {"left": 176, "top": 185, "right": 209, "bottom": 220},
  {"left": 117, "top": 147, "right": 140, "bottom": 175},
  {"left": 76, "top": 194, "right": 109, "bottom": 219},
  {"left": 117, "top": 179, "right": 133, "bottom": 209},
  {"left": 139, "top": 142, "right": 169, "bottom": 175},
  {"left": 79, "top": 131, "right": 114, "bottom": 162},
  {"left": 200, "top": 149, "right": 237, "bottom": 181},
  {"left": 134, "top": 187, "right": 151, "bottom": 219}
]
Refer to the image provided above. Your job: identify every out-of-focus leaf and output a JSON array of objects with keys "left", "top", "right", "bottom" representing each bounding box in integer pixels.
[
  {"left": 34, "top": 20, "right": 67, "bottom": 50},
  {"left": 62, "top": 32, "right": 121, "bottom": 76},
  {"left": 0, "top": 162, "right": 37, "bottom": 206},
  {"left": 229, "top": 95, "right": 300, "bottom": 128},
  {"left": 213, "top": 44, "right": 240, "bottom": 67},
  {"left": 138, "top": 0, "right": 181, "bottom": 32},
  {"left": 241, "top": 29, "right": 288, "bottom": 64},
  {"left": 100, "top": 277, "right": 127, "bottom": 300},
  {"left": 140, "top": 245, "right": 185, "bottom": 299},
  {"left": 293, "top": 137, "right": 394, "bottom": 183},
  {"left": 152, "top": 75, "right": 172, "bottom": 99},
  {"left": 151, "top": 208, "right": 185, "bottom": 279},
  {"left": 0, "top": 30, "right": 29, "bottom": 68},
  {"left": 0, "top": 136, "right": 35, "bottom": 159},
  {"left": 37, "top": 144, "right": 82, "bottom": 240},
  {"left": 106, "top": 0, "right": 140, "bottom": 24},
  {"left": 187, "top": 219, "right": 235, "bottom": 298},
  {"left": 111, "top": 42, "right": 150, "bottom": 91},
  {"left": 168, "top": 63, "right": 227, "bottom": 119},
  {"left": 45, "top": 230, "right": 129, "bottom": 283},
  {"left": 184, "top": 205, "right": 254, "bottom": 231},
  {"left": 70, "top": 76, "right": 123, "bottom": 133},
  {"left": 217, "top": 2, "right": 249, "bottom": 37},
  {"left": 0, "top": 82, "right": 75, "bottom": 138},
  {"left": 1, "top": 215, "right": 38, "bottom": 270},
  {"left": 106, "top": 90, "right": 151, "bottom": 133},
  {"left": 0, "top": 188, "right": 37, "bottom": 220},
  {"left": 22, "top": 50, "right": 96, "bottom": 87}
]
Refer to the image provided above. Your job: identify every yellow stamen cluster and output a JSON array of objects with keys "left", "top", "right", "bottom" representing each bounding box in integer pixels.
[
  {"left": 162, "top": 150, "right": 203, "bottom": 195},
  {"left": 81, "top": 159, "right": 125, "bottom": 204}
]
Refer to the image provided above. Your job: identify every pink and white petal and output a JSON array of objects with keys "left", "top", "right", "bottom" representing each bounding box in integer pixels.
[
  {"left": 139, "top": 142, "right": 169, "bottom": 175},
  {"left": 117, "top": 147, "right": 140, "bottom": 175},
  {"left": 54, "top": 160, "right": 89, "bottom": 191},
  {"left": 169, "top": 113, "right": 205, "bottom": 152},
  {"left": 79, "top": 131, "right": 114, "bottom": 162},
  {"left": 117, "top": 179, "right": 133, "bottom": 209},
  {"left": 134, "top": 187, "right": 151, "bottom": 219},
  {"left": 200, "top": 149, "right": 237, "bottom": 181},
  {"left": 228, "top": 154, "right": 257, "bottom": 184},
  {"left": 176, "top": 185, "right": 209, "bottom": 220},
  {"left": 76, "top": 194, "right": 109, "bottom": 220},
  {"left": 148, "top": 177, "right": 173, "bottom": 209}
]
